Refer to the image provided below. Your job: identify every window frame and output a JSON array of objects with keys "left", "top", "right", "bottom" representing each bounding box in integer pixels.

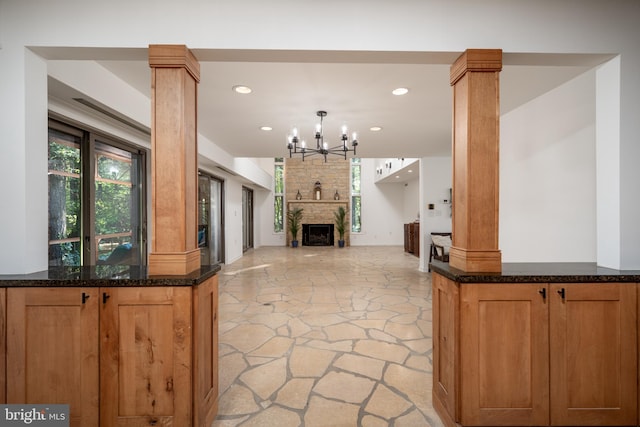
[
  {"left": 48, "top": 117, "right": 147, "bottom": 267},
  {"left": 351, "top": 158, "right": 362, "bottom": 233},
  {"left": 273, "top": 157, "right": 285, "bottom": 234}
]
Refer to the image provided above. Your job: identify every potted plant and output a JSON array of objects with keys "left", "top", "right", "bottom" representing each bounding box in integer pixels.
[
  {"left": 287, "top": 207, "right": 303, "bottom": 247},
  {"left": 334, "top": 206, "right": 347, "bottom": 248}
]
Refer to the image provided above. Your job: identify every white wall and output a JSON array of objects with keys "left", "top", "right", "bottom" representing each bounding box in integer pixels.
[
  {"left": 500, "top": 70, "right": 597, "bottom": 262},
  {"left": 351, "top": 159, "right": 404, "bottom": 246},
  {"left": 223, "top": 178, "right": 244, "bottom": 265},
  {"left": 402, "top": 178, "right": 420, "bottom": 224},
  {"left": 255, "top": 187, "right": 287, "bottom": 247},
  {"left": 596, "top": 57, "right": 622, "bottom": 269}
]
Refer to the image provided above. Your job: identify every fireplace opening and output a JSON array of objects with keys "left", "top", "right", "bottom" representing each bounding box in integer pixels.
[{"left": 302, "top": 224, "right": 334, "bottom": 246}]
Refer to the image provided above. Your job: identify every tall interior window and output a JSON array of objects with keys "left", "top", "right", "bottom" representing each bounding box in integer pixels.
[
  {"left": 48, "top": 119, "right": 146, "bottom": 267},
  {"left": 274, "top": 157, "right": 284, "bottom": 233},
  {"left": 351, "top": 158, "right": 362, "bottom": 233}
]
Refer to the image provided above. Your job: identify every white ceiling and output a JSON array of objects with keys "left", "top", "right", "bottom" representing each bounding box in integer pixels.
[{"left": 47, "top": 48, "right": 612, "bottom": 161}]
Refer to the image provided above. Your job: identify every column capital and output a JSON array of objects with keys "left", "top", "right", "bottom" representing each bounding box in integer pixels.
[
  {"left": 450, "top": 49, "right": 502, "bottom": 85},
  {"left": 149, "top": 44, "right": 200, "bottom": 82}
]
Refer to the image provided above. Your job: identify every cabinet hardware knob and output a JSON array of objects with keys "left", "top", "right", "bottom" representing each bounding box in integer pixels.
[
  {"left": 538, "top": 288, "right": 546, "bottom": 300},
  {"left": 557, "top": 287, "right": 566, "bottom": 300},
  {"left": 82, "top": 292, "right": 90, "bottom": 304},
  {"left": 102, "top": 292, "right": 110, "bottom": 304}
]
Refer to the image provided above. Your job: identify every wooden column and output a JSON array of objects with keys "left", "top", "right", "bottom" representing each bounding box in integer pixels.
[
  {"left": 449, "top": 49, "right": 502, "bottom": 272},
  {"left": 148, "top": 45, "right": 201, "bottom": 275}
]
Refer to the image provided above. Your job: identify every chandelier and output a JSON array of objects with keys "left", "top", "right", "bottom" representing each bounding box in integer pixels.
[{"left": 287, "top": 110, "right": 358, "bottom": 161}]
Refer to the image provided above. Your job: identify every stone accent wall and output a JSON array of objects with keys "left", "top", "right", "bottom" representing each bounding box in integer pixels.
[{"left": 285, "top": 158, "right": 350, "bottom": 246}]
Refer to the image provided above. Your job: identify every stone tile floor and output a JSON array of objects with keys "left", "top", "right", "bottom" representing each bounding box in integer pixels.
[{"left": 213, "top": 246, "right": 445, "bottom": 427}]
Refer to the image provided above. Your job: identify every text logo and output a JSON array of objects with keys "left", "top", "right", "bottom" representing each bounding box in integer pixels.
[{"left": 0, "top": 405, "right": 69, "bottom": 427}]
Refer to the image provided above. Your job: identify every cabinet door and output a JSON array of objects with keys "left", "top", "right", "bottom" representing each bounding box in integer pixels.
[
  {"left": 100, "top": 287, "right": 191, "bottom": 427},
  {"left": 432, "top": 273, "right": 459, "bottom": 425},
  {"left": 460, "top": 284, "right": 549, "bottom": 426},
  {"left": 6, "top": 287, "right": 99, "bottom": 427},
  {"left": 193, "top": 275, "right": 219, "bottom": 427},
  {"left": 550, "top": 283, "right": 637, "bottom": 426},
  {"left": 0, "top": 288, "right": 5, "bottom": 404}
]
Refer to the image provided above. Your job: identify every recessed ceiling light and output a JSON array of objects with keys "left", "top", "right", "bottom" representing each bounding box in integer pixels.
[
  {"left": 232, "top": 85, "right": 252, "bottom": 94},
  {"left": 408, "top": 170, "right": 413, "bottom": 173},
  {"left": 392, "top": 87, "right": 409, "bottom": 96},
  {"left": 260, "top": 126, "right": 273, "bottom": 131},
  {"left": 370, "top": 126, "right": 383, "bottom": 132},
  {"left": 395, "top": 175, "right": 400, "bottom": 179}
]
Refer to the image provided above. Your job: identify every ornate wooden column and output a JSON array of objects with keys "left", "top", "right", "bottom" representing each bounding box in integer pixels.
[
  {"left": 449, "top": 49, "right": 502, "bottom": 272},
  {"left": 148, "top": 45, "right": 201, "bottom": 275}
]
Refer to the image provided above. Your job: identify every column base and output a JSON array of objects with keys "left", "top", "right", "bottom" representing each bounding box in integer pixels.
[
  {"left": 148, "top": 248, "right": 201, "bottom": 276},
  {"left": 449, "top": 247, "right": 502, "bottom": 273}
]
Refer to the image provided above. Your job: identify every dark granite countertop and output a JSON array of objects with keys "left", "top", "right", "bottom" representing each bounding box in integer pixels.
[
  {"left": 0, "top": 264, "right": 221, "bottom": 287},
  {"left": 430, "top": 261, "right": 640, "bottom": 283}
]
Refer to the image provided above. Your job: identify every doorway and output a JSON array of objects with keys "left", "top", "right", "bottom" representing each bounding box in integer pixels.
[
  {"left": 198, "top": 172, "right": 225, "bottom": 265},
  {"left": 242, "top": 186, "right": 254, "bottom": 252}
]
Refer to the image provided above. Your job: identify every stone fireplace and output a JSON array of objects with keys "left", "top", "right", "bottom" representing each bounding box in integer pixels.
[{"left": 285, "top": 157, "right": 351, "bottom": 247}]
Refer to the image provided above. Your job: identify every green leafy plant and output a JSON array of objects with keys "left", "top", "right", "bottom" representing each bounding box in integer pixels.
[
  {"left": 287, "top": 207, "right": 304, "bottom": 245},
  {"left": 334, "top": 206, "right": 347, "bottom": 242}
]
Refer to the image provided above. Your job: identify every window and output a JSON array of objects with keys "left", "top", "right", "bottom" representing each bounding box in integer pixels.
[
  {"left": 94, "top": 142, "right": 142, "bottom": 264},
  {"left": 274, "top": 157, "right": 284, "bottom": 233},
  {"left": 48, "top": 119, "right": 146, "bottom": 267},
  {"left": 351, "top": 158, "right": 362, "bottom": 232},
  {"left": 48, "top": 127, "right": 81, "bottom": 266}
]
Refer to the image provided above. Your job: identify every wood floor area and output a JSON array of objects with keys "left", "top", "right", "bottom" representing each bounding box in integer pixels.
[{"left": 214, "top": 246, "right": 444, "bottom": 427}]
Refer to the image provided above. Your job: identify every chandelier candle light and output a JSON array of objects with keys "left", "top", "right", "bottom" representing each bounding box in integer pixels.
[{"left": 287, "top": 110, "right": 358, "bottom": 161}]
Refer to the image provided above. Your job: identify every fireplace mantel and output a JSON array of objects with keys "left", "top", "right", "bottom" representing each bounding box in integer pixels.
[{"left": 287, "top": 200, "right": 348, "bottom": 205}]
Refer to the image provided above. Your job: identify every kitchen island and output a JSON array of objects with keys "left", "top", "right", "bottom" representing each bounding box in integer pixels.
[
  {"left": 0, "top": 264, "right": 220, "bottom": 427},
  {"left": 430, "top": 261, "right": 640, "bottom": 427}
]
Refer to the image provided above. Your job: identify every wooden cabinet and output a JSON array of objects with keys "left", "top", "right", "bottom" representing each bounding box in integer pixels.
[
  {"left": 403, "top": 222, "right": 419, "bottom": 257},
  {"left": 4, "top": 278, "right": 218, "bottom": 427},
  {"left": 433, "top": 276, "right": 638, "bottom": 427},
  {"left": 6, "top": 288, "right": 100, "bottom": 427},
  {"left": 100, "top": 287, "right": 192, "bottom": 426}
]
